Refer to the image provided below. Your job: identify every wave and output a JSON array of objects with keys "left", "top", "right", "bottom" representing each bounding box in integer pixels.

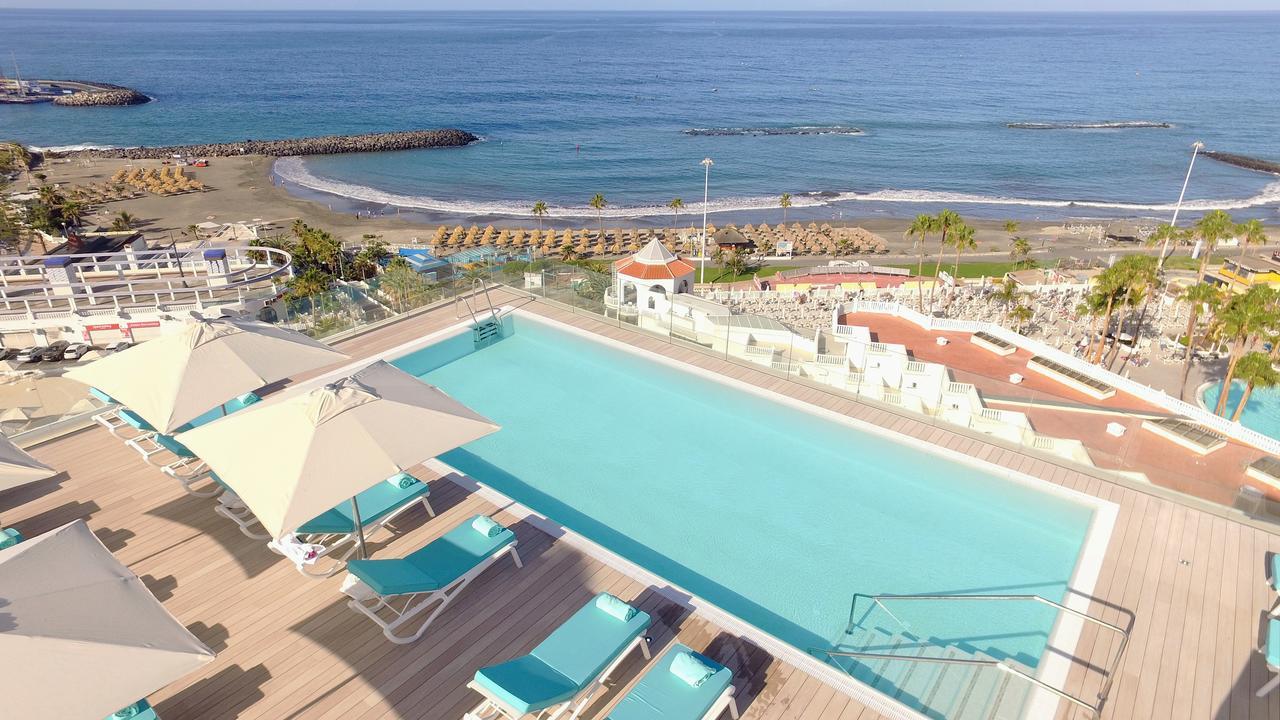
[
  {"left": 273, "top": 156, "right": 1280, "bottom": 219},
  {"left": 683, "top": 126, "right": 863, "bottom": 137},
  {"left": 1007, "top": 121, "right": 1172, "bottom": 130},
  {"left": 28, "top": 143, "right": 122, "bottom": 153}
]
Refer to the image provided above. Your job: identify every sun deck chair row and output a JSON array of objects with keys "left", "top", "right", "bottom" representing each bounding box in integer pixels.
[{"left": 1262, "top": 554, "right": 1280, "bottom": 698}]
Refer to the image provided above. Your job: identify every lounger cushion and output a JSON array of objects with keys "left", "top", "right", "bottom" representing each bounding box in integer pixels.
[
  {"left": 346, "top": 515, "right": 514, "bottom": 596},
  {"left": 473, "top": 656, "right": 580, "bottom": 716},
  {"left": 89, "top": 387, "right": 116, "bottom": 404},
  {"left": 296, "top": 480, "right": 429, "bottom": 534},
  {"left": 154, "top": 433, "right": 195, "bottom": 458},
  {"left": 531, "top": 597, "right": 651, "bottom": 687},
  {"left": 1271, "top": 554, "right": 1280, "bottom": 591},
  {"left": 607, "top": 644, "right": 733, "bottom": 720},
  {"left": 183, "top": 391, "right": 262, "bottom": 430},
  {"left": 1268, "top": 619, "right": 1279, "bottom": 668},
  {"left": 118, "top": 409, "right": 155, "bottom": 431}
]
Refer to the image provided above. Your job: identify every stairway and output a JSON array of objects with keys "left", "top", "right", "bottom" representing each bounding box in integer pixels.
[
  {"left": 825, "top": 622, "right": 1035, "bottom": 720},
  {"left": 473, "top": 319, "right": 504, "bottom": 349}
]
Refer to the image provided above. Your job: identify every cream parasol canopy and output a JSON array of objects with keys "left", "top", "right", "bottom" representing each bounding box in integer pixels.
[
  {"left": 177, "top": 360, "right": 499, "bottom": 545},
  {"left": 67, "top": 317, "right": 347, "bottom": 433},
  {"left": 0, "top": 520, "right": 215, "bottom": 717}
]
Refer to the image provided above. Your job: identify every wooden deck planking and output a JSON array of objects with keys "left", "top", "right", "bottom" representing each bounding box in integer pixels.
[{"left": 4, "top": 294, "right": 1280, "bottom": 719}]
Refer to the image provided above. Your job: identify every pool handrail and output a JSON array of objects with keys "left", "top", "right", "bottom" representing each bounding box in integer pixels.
[{"left": 811, "top": 591, "right": 1131, "bottom": 720}]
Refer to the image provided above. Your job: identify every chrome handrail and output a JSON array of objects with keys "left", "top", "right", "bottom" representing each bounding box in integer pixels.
[{"left": 815, "top": 592, "right": 1132, "bottom": 720}]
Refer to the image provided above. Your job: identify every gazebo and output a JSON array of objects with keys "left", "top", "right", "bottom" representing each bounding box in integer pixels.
[{"left": 612, "top": 238, "right": 696, "bottom": 312}]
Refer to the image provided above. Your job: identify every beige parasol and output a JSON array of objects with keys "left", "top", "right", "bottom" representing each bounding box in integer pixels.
[
  {"left": 67, "top": 317, "right": 347, "bottom": 433},
  {"left": 0, "top": 520, "right": 215, "bottom": 717}
]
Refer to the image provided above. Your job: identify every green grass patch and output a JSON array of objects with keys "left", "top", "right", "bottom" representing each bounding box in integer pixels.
[
  {"left": 886, "top": 261, "right": 1038, "bottom": 279},
  {"left": 696, "top": 264, "right": 790, "bottom": 283}
]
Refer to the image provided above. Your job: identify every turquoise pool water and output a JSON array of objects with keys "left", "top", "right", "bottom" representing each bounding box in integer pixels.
[
  {"left": 394, "top": 316, "right": 1095, "bottom": 671},
  {"left": 1202, "top": 381, "right": 1280, "bottom": 440}
]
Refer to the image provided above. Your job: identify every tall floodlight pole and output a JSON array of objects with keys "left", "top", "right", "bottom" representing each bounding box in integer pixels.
[
  {"left": 1161, "top": 140, "right": 1204, "bottom": 268},
  {"left": 700, "top": 157, "right": 713, "bottom": 283}
]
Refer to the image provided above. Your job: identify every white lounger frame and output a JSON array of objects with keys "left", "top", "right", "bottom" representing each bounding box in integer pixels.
[
  {"left": 268, "top": 494, "right": 436, "bottom": 578},
  {"left": 464, "top": 632, "right": 652, "bottom": 720},
  {"left": 93, "top": 408, "right": 151, "bottom": 441},
  {"left": 1259, "top": 654, "right": 1279, "bottom": 698},
  {"left": 214, "top": 491, "right": 272, "bottom": 540},
  {"left": 346, "top": 541, "right": 522, "bottom": 644}
]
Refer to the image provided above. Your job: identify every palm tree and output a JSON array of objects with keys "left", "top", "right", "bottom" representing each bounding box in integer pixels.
[
  {"left": 1177, "top": 282, "right": 1222, "bottom": 399},
  {"left": 111, "top": 211, "right": 135, "bottom": 232},
  {"left": 1145, "top": 223, "right": 1186, "bottom": 265},
  {"left": 1210, "top": 285, "right": 1278, "bottom": 415},
  {"left": 668, "top": 198, "right": 684, "bottom": 227},
  {"left": 1078, "top": 291, "right": 1110, "bottom": 361},
  {"left": 1228, "top": 351, "right": 1280, "bottom": 422},
  {"left": 588, "top": 193, "right": 607, "bottom": 248},
  {"left": 1089, "top": 268, "right": 1126, "bottom": 364},
  {"left": 1192, "top": 209, "right": 1235, "bottom": 281},
  {"left": 991, "top": 277, "right": 1021, "bottom": 322},
  {"left": 1108, "top": 255, "right": 1159, "bottom": 371},
  {"left": 950, "top": 223, "right": 976, "bottom": 276},
  {"left": 929, "top": 209, "right": 962, "bottom": 311},
  {"left": 59, "top": 199, "right": 85, "bottom": 227},
  {"left": 779, "top": 193, "right": 792, "bottom": 224},
  {"left": 1010, "top": 236, "right": 1033, "bottom": 269},
  {"left": 532, "top": 201, "right": 548, "bottom": 232},
  {"left": 1235, "top": 218, "right": 1266, "bottom": 261},
  {"left": 905, "top": 213, "right": 936, "bottom": 311},
  {"left": 1009, "top": 304, "right": 1033, "bottom": 335}
]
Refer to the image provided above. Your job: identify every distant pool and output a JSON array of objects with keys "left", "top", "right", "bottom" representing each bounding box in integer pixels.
[
  {"left": 1202, "top": 381, "right": 1280, "bottom": 440},
  {"left": 393, "top": 314, "right": 1100, "bottom": 680}
]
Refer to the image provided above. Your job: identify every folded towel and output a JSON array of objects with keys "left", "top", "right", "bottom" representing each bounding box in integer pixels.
[
  {"left": 387, "top": 472, "right": 421, "bottom": 490},
  {"left": 670, "top": 651, "right": 717, "bottom": 688},
  {"left": 111, "top": 699, "right": 152, "bottom": 719},
  {"left": 471, "top": 515, "right": 505, "bottom": 538},
  {"left": 236, "top": 392, "right": 260, "bottom": 406},
  {"left": 594, "top": 593, "right": 637, "bottom": 622}
]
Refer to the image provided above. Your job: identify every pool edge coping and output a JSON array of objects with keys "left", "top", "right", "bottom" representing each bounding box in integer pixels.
[{"left": 340, "top": 305, "right": 1119, "bottom": 720}]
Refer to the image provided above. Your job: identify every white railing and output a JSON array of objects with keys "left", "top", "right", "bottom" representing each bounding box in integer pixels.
[{"left": 835, "top": 299, "right": 1280, "bottom": 458}]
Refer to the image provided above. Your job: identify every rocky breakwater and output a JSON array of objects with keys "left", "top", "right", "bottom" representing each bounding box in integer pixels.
[
  {"left": 1202, "top": 150, "right": 1280, "bottom": 175},
  {"left": 51, "top": 129, "right": 480, "bottom": 160},
  {"left": 52, "top": 88, "right": 150, "bottom": 107}
]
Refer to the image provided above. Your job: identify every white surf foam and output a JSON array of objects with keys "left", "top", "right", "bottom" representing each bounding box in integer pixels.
[{"left": 274, "top": 156, "right": 1280, "bottom": 219}]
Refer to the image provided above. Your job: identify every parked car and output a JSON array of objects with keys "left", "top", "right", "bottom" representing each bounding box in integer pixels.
[
  {"left": 104, "top": 340, "right": 133, "bottom": 354},
  {"left": 63, "top": 343, "right": 94, "bottom": 360},
  {"left": 40, "top": 341, "right": 71, "bottom": 362},
  {"left": 13, "top": 346, "right": 47, "bottom": 363},
  {"left": 0, "top": 347, "right": 17, "bottom": 361}
]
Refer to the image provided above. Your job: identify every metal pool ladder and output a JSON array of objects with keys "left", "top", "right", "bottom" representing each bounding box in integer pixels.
[
  {"left": 455, "top": 276, "right": 503, "bottom": 348},
  {"left": 812, "top": 593, "right": 1130, "bottom": 720}
]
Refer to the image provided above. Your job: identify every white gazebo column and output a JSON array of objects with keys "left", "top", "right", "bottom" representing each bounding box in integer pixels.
[
  {"left": 43, "top": 257, "right": 78, "bottom": 298},
  {"left": 204, "top": 248, "right": 229, "bottom": 286}
]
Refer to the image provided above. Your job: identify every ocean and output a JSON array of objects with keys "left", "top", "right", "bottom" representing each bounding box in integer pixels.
[{"left": 2, "top": 10, "right": 1279, "bottom": 224}]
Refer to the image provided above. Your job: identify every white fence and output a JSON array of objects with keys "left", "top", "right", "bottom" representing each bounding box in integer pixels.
[{"left": 836, "top": 299, "right": 1280, "bottom": 458}]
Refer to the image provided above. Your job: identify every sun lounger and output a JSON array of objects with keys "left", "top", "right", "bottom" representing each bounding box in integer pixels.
[
  {"left": 126, "top": 393, "right": 260, "bottom": 465},
  {"left": 466, "top": 593, "right": 653, "bottom": 720},
  {"left": 268, "top": 473, "right": 435, "bottom": 578},
  {"left": 607, "top": 644, "right": 738, "bottom": 720},
  {"left": 209, "top": 474, "right": 272, "bottom": 540},
  {"left": 341, "top": 515, "right": 521, "bottom": 644},
  {"left": 1259, "top": 618, "right": 1280, "bottom": 698},
  {"left": 106, "top": 698, "right": 159, "bottom": 719},
  {"left": 1270, "top": 553, "right": 1280, "bottom": 617},
  {"left": 95, "top": 402, "right": 156, "bottom": 440}
]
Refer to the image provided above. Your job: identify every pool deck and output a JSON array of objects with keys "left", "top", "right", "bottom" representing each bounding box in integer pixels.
[{"left": 4, "top": 289, "right": 1280, "bottom": 720}]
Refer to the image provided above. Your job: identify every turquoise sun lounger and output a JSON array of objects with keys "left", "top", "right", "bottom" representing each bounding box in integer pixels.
[
  {"left": 1259, "top": 618, "right": 1280, "bottom": 698},
  {"left": 106, "top": 698, "right": 158, "bottom": 719},
  {"left": 341, "top": 514, "right": 521, "bottom": 644},
  {"left": 467, "top": 592, "right": 653, "bottom": 720},
  {"left": 128, "top": 392, "right": 260, "bottom": 467},
  {"left": 268, "top": 474, "right": 435, "bottom": 578},
  {"left": 1269, "top": 553, "right": 1280, "bottom": 617},
  {"left": 607, "top": 644, "right": 738, "bottom": 720}
]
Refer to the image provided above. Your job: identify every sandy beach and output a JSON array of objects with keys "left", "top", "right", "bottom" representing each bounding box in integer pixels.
[{"left": 25, "top": 153, "right": 1269, "bottom": 261}]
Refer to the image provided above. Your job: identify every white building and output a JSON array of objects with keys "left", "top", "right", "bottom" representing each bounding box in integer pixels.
[{"left": 612, "top": 239, "right": 696, "bottom": 314}]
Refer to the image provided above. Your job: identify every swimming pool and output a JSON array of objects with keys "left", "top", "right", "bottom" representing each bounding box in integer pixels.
[
  {"left": 392, "top": 313, "right": 1104, "bottom": 705},
  {"left": 1202, "top": 381, "right": 1280, "bottom": 441}
]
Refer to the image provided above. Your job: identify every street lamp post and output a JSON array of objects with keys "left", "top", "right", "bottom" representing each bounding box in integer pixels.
[
  {"left": 1160, "top": 140, "right": 1204, "bottom": 268},
  {"left": 700, "top": 157, "right": 713, "bottom": 283}
]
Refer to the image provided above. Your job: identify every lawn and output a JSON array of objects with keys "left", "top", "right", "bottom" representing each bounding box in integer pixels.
[{"left": 886, "top": 261, "right": 1036, "bottom": 279}]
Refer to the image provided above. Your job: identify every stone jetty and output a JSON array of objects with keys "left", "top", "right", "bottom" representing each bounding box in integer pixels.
[
  {"left": 1202, "top": 150, "right": 1280, "bottom": 175},
  {"left": 52, "top": 88, "right": 150, "bottom": 106},
  {"left": 45, "top": 129, "right": 480, "bottom": 160}
]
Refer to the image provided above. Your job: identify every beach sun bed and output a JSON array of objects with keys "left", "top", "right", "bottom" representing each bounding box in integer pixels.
[
  {"left": 466, "top": 592, "right": 653, "bottom": 720},
  {"left": 607, "top": 644, "right": 738, "bottom": 720},
  {"left": 341, "top": 514, "right": 521, "bottom": 644},
  {"left": 1259, "top": 618, "right": 1280, "bottom": 698},
  {"left": 268, "top": 473, "right": 435, "bottom": 578},
  {"left": 107, "top": 698, "right": 159, "bottom": 719},
  {"left": 1270, "top": 553, "right": 1280, "bottom": 617},
  {"left": 125, "top": 392, "right": 260, "bottom": 466}
]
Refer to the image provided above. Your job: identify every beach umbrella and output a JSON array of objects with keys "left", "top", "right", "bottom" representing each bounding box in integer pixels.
[
  {"left": 0, "top": 434, "right": 54, "bottom": 492},
  {"left": 0, "top": 520, "right": 215, "bottom": 718},
  {"left": 177, "top": 360, "right": 498, "bottom": 553},
  {"left": 67, "top": 317, "right": 347, "bottom": 433}
]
